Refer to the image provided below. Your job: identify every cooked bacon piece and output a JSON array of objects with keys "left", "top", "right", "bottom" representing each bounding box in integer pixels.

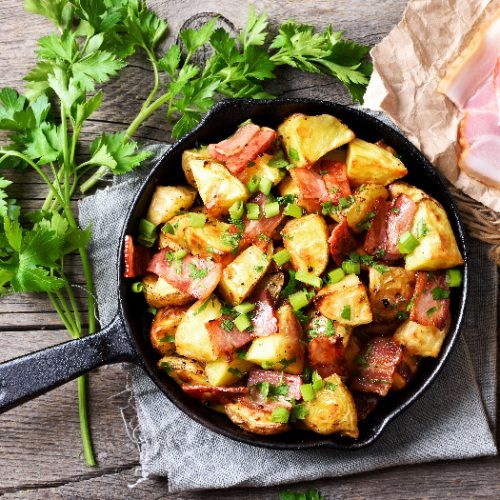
[
  {"left": 318, "top": 160, "right": 351, "bottom": 204},
  {"left": 147, "top": 248, "right": 221, "bottom": 300},
  {"left": 123, "top": 235, "right": 150, "bottom": 278},
  {"left": 247, "top": 368, "right": 302, "bottom": 401},
  {"left": 290, "top": 167, "right": 326, "bottom": 212},
  {"left": 364, "top": 198, "right": 389, "bottom": 255},
  {"left": 181, "top": 384, "right": 248, "bottom": 404},
  {"left": 384, "top": 194, "right": 418, "bottom": 260},
  {"left": 250, "top": 289, "right": 278, "bottom": 337},
  {"left": 208, "top": 124, "right": 277, "bottom": 175},
  {"left": 328, "top": 218, "right": 358, "bottom": 265},
  {"left": 409, "top": 271, "right": 450, "bottom": 329},
  {"left": 353, "top": 391, "right": 380, "bottom": 421},
  {"left": 206, "top": 315, "right": 253, "bottom": 356},
  {"left": 307, "top": 336, "right": 346, "bottom": 378},
  {"left": 351, "top": 337, "right": 403, "bottom": 397}
]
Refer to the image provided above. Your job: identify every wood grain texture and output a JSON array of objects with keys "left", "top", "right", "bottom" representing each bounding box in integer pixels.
[{"left": 0, "top": 0, "right": 498, "bottom": 498}]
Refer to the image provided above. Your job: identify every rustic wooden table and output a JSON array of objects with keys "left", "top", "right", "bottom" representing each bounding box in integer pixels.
[{"left": 0, "top": 1, "right": 498, "bottom": 498}]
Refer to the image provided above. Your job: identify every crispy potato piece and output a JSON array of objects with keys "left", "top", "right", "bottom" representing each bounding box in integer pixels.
[
  {"left": 184, "top": 219, "right": 234, "bottom": 264},
  {"left": 218, "top": 244, "right": 272, "bottom": 306},
  {"left": 393, "top": 318, "right": 451, "bottom": 357},
  {"left": 303, "top": 374, "right": 359, "bottom": 438},
  {"left": 245, "top": 303, "right": 305, "bottom": 374},
  {"left": 238, "top": 153, "right": 284, "bottom": 186},
  {"left": 181, "top": 150, "right": 249, "bottom": 217},
  {"left": 315, "top": 274, "right": 373, "bottom": 326},
  {"left": 157, "top": 355, "right": 208, "bottom": 386},
  {"left": 225, "top": 400, "right": 290, "bottom": 435},
  {"left": 150, "top": 305, "right": 189, "bottom": 355},
  {"left": 388, "top": 181, "right": 427, "bottom": 203},
  {"left": 146, "top": 185, "right": 197, "bottom": 226},
  {"left": 175, "top": 296, "right": 222, "bottom": 362},
  {"left": 346, "top": 138, "right": 408, "bottom": 186},
  {"left": 278, "top": 113, "right": 355, "bottom": 168},
  {"left": 158, "top": 213, "right": 191, "bottom": 250},
  {"left": 278, "top": 174, "right": 300, "bottom": 198},
  {"left": 346, "top": 184, "right": 388, "bottom": 233},
  {"left": 205, "top": 358, "right": 255, "bottom": 386},
  {"left": 181, "top": 148, "right": 212, "bottom": 187},
  {"left": 282, "top": 214, "right": 329, "bottom": 276},
  {"left": 404, "top": 198, "right": 464, "bottom": 271},
  {"left": 142, "top": 274, "right": 193, "bottom": 308},
  {"left": 368, "top": 266, "right": 416, "bottom": 322}
]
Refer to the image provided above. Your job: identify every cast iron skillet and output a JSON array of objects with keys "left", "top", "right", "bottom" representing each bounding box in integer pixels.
[{"left": 0, "top": 98, "right": 468, "bottom": 449}]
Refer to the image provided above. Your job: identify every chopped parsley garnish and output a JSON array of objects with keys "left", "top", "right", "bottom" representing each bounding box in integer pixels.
[
  {"left": 321, "top": 201, "right": 335, "bottom": 215},
  {"left": 254, "top": 265, "right": 264, "bottom": 273},
  {"left": 341, "top": 305, "right": 351, "bottom": 320},
  {"left": 257, "top": 233, "right": 271, "bottom": 242},
  {"left": 406, "top": 296, "right": 416, "bottom": 312},
  {"left": 247, "top": 161, "right": 255, "bottom": 167},
  {"left": 188, "top": 263, "right": 209, "bottom": 280},
  {"left": 426, "top": 306, "right": 438, "bottom": 316},
  {"left": 159, "top": 361, "right": 172, "bottom": 373},
  {"left": 392, "top": 207, "right": 400, "bottom": 214},
  {"left": 276, "top": 194, "right": 297, "bottom": 205},
  {"left": 221, "top": 319, "right": 235, "bottom": 332},
  {"left": 159, "top": 335, "right": 175, "bottom": 343},
  {"left": 324, "top": 318, "right": 336, "bottom": 337},
  {"left": 324, "top": 382, "right": 337, "bottom": 392},
  {"left": 236, "top": 349, "right": 247, "bottom": 360},
  {"left": 220, "top": 228, "right": 242, "bottom": 254},
  {"left": 228, "top": 367, "right": 243, "bottom": 378},
  {"left": 396, "top": 311, "right": 409, "bottom": 321},
  {"left": 374, "top": 248, "right": 386, "bottom": 259},
  {"left": 356, "top": 210, "right": 377, "bottom": 231},
  {"left": 291, "top": 403, "right": 309, "bottom": 421},
  {"left": 431, "top": 287, "right": 450, "bottom": 300},
  {"left": 288, "top": 147, "right": 300, "bottom": 162},
  {"left": 416, "top": 219, "right": 430, "bottom": 239},
  {"left": 194, "top": 295, "right": 214, "bottom": 315},
  {"left": 280, "top": 270, "right": 298, "bottom": 298}
]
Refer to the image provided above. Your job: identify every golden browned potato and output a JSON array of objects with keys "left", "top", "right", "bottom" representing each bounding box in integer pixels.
[
  {"left": 404, "top": 198, "right": 464, "bottom": 271},
  {"left": 278, "top": 113, "right": 355, "bottom": 168},
  {"left": 238, "top": 153, "right": 284, "bottom": 186},
  {"left": 181, "top": 148, "right": 212, "bottom": 187},
  {"left": 225, "top": 400, "right": 290, "bottom": 435},
  {"left": 146, "top": 185, "right": 197, "bottom": 226},
  {"left": 368, "top": 266, "right": 416, "bottom": 322},
  {"left": 282, "top": 214, "right": 329, "bottom": 276},
  {"left": 278, "top": 173, "right": 300, "bottom": 198},
  {"left": 184, "top": 219, "right": 234, "bottom": 264},
  {"left": 303, "top": 374, "right": 359, "bottom": 438},
  {"left": 346, "top": 138, "right": 408, "bottom": 186},
  {"left": 245, "top": 304, "right": 304, "bottom": 374},
  {"left": 345, "top": 184, "right": 388, "bottom": 233},
  {"left": 306, "top": 315, "right": 352, "bottom": 347},
  {"left": 157, "top": 355, "right": 209, "bottom": 386},
  {"left": 175, "top": 296, "right": 222, "bottom": 362},
  {"left": 393, "top": 318, "right": 451, "bottom": 357},
  {"left": 388, "top": 181, "right": 427, "bottom": 203},
  {"left": 142, "top": 274, "right": 193, "bottom": 308},
  {"left": 150, "top": 305, "right": 189, "bottom": 355},
  {"left": 158, "top": 213, "right": 191, "bottom": 250},
  {"left": 218, "top": 244, "right": 272, "bottom": 305},
  {"left": 205, "top": 358, "right": 255, "bottom": 386},
  {"left": 315, "top": 274, "right": 373, "bottom": 326}
]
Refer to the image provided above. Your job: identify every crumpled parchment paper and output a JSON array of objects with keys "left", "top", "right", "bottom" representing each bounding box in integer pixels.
[{"left": 364, "top": 0, "right": 500, "bottom": 212}]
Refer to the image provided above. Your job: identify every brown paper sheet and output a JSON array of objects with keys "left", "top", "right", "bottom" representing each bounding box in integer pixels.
[{"left": 364, "top": 0, "right": 500, "bottom": 212}]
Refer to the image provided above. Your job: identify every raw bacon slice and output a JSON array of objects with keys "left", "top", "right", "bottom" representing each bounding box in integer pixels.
[
  {"left": 147, "top": 248, "right": 221, "bottom": 300},
  {"left": 250, "top": 289, "right": 278, "bottom": 337},
  {"left": 208, "top": 123, "right": 277, "bottom": 175},
  {"left": 463, "top": 73, "right": 497, "bottom": 111},
  {"left": 206, "top": 315, "right": 253, "bottom": 356},
  {"left": 384, "top": 194, "right": 418, "bottom": 260},
  {"left": 123, "top": 235, "right": 149, "bottom": 278},
  {"left": 307, "top": 336, "right": 346, "bottom": 378},
  {"left": 247, "top": 368, "right": 302, "bottom": 401},
  {"left": 318, "top": 160, "right": 351, "bottom": 204},
  {"left": 409, "top": 271, "right": 450, "bottom": 329},
  {"left": 181, "top": 384, "right": 248, "bottom": 404},
  {"left": 328, "top": 218, "right": 358, "bottom": 265},
  {"left": 364, "top": 198, "right": 389, "bottom": 255},
  {"left": 351, "top": 337, "right": 403, "bottom": 397}
]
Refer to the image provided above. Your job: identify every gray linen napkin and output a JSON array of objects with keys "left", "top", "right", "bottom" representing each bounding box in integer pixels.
[{"left": 79, "top": 144, "right": 497, "bottom": 493}]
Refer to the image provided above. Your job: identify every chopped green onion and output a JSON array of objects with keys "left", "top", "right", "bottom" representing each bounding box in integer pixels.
[
  {"left": 342, "top": 260, "right": 360, "bottom": 275},
  {"left": 246, "top": 175, "right": 260, "bottom": 193},
  {"left": 173, "top": 249, "right": 187, "bottom": 260},
  {"left": 246, "top": 203, "right": 260, "bottom": 220},
  {"left": 264, "top": 201, "right": 280, "bottom": 218},
  {"left": 291, "top": 403, "right": 308, "bottom": 420},
  {"left": 288, "top": 148, "right": 300, "bottom": 162},
  {"left": 273, "top": 248, "right": 291, "bottom": 266},
  {"left": 295, "top": 271, "right": 322, "bottom": 289},
  {"left": 288, "top": 289, "right": 311, "bottom": 311},
  {"left": 312, "top": 370, "right": 323, "bottom": 392},
  {"left": 259, "top": 177, "right": 273, "bottom": 195},
  {"left": 131, "top": 282, "right": 144, "bottom": 293},
  {"left": 161, "top": 222, "right": 174, "bottom": 234},
  {"left": 234, "top": 302, "right": 255, "bottom": 314},
  {"left": 139, "top": 218, "right": 156, "bottom": 237},
  {"left": 300, "top": 384, "right": 315, "bottom": 401},
  {"left": 328, "top": 268, "right": 345, "bottom": 284},
  {"left": 431, "top": 287, "right": 450, "bottom": 300},
  {"left": 234, "top": 313, "right": 252, "bottom": 332},
  {"left": 189, "top": 212, "right": 206, "bottom": 228},
  {"left": 270, "top": 407, "right": 290, "bottom": 423},
  {"left": 229, "top": 200, "right": 244, "bottom": 220},
  {"left": 398, "top": 231, "right": 420, "bottom": 254},
  {"left": 147, "top": 307, "right": 157, "bottom": 315},
  {"left": 284, "top": 203, "right": 302, "bottom": 218},
  {"left": 446, "top": 269, "right": 462, "bottom": 287},
  {"left": 137, "top": 234, "right": 156, "bottom": 247},
  {"left": 341, "top": 305, "right": 351, "bottom": 321}
]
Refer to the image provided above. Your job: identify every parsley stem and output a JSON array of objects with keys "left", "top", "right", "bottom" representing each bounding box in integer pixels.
[
  {"left": 141, "top": 47, "right": 161, "bottom": 110},
  {"left": 78, "top": 375, "right": 96, "bottom": 466},
  {"left": 125, "top": 91, "right": 172, "bottom": 139},
  {"left": 80, "top": 165, "right": 109, "bottom": 193}
]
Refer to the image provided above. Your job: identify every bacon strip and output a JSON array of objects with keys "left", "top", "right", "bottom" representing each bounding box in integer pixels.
[
  {"left": 351, "top": 337, "right": 403, "bottom": 396},
  {"left": 409, "top": 271, "right": 450, "bottom": 329},
  {"left": 123, "top": 235, "right": 150, "bottom": 278},
  {"left": 364, "top": 198, "right": 388, "bottom": 255},
  {"left": 250, "top": 289, "right": 279, "bottom": 337},
  {"left": 328, "top": 218, "right": 358, "bottom": 265},
  {"left": 307, "top": 336, "right": 346, "bottom": 378},
  {"left": 147, "top": 248, "right": 221, "bottom": 300},
  {"left": 206, "top": 315, "right": 253, "bottom": 356},
  {"left": 247, "top": 368, "right": 302, "bottom": 401},
  {"left": 384, "top": 194, "right": 418, "bottom": 260},
  {"left": 181, "top": 385, "right": 248, "bottom": 404},
  {"left": 208, "top": 124, "right": 277, "bottom": 175},
  {"left": 318, "top": 160, "right": 351, "bottom": 204}
]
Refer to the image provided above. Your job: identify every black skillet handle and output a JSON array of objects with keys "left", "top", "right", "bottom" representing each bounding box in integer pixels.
[{"left": 0, "top": 314, "right": 138, "bottom": 413}]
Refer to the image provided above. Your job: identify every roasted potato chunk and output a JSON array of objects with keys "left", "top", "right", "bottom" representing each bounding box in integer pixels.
[
  {"left": 388, "top": 181, "right": 427, "bottom": 203},
  {"left": 278, "top": 113, "right": 355, "bottom": 168},
  {"left": 184, "top": 219, "right": 234, "bottom": 264},
  {"left": 282, "top": 214, "right": 329, "bottom": 276},
  {"left": 278, "top": 173, "right": 300, "bottom": 198},
  {"left": 225, "top": 400, "right": 289, "bottom": 435},
  {"left": 303, "top": 374, "right": 359, "bottom": 437},
  {"left": 142, "top": 274, "right": 193, "bottom": 308},
  {"left": 205, "top": 358, "right": 255, "bottom": 386},
  {"left": 158, "top": 213, "right": 191, "bottom": 250},
  {"left": 181, "top": 150, "right": 249, "bottom": 217},
  {"left": 346, "top": 183, "right": 388, "bottom": 233},
  {"left": 404, "top": 198, "right": 464, "bottom": 271},
  {"left": 146, "top": 185, "right": 197, "bottom": 226},
  {"left": 315, "top": 274, "right": 373, "bottom": 326},
  {"left": 218, "top": 244, "right": 272, "bottom": 305},
  {"left": 238, "top": 152, "right": 284, "bottom": 186},
  {"left": 346, "top": 138, "right": 408, "bottom": 186},
  {"left": 175, "top": 296, "right": 222, "bottom": 362},
  {"left": 394, "top": 318, "right": 451, "bottom": 357},
  {"left": 368, "top": 267, "right": 416, "bottom": 322},
  {"left": 150, "top": 306, "right": 189, "bottom": 355},
  {"left": 158, "top": 355, "right": 208, "bottom": 386}
]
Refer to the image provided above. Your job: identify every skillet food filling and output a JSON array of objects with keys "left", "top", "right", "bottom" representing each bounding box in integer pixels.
[{"left": 124, "top": 113, "right": 464, "bottom": 438}]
